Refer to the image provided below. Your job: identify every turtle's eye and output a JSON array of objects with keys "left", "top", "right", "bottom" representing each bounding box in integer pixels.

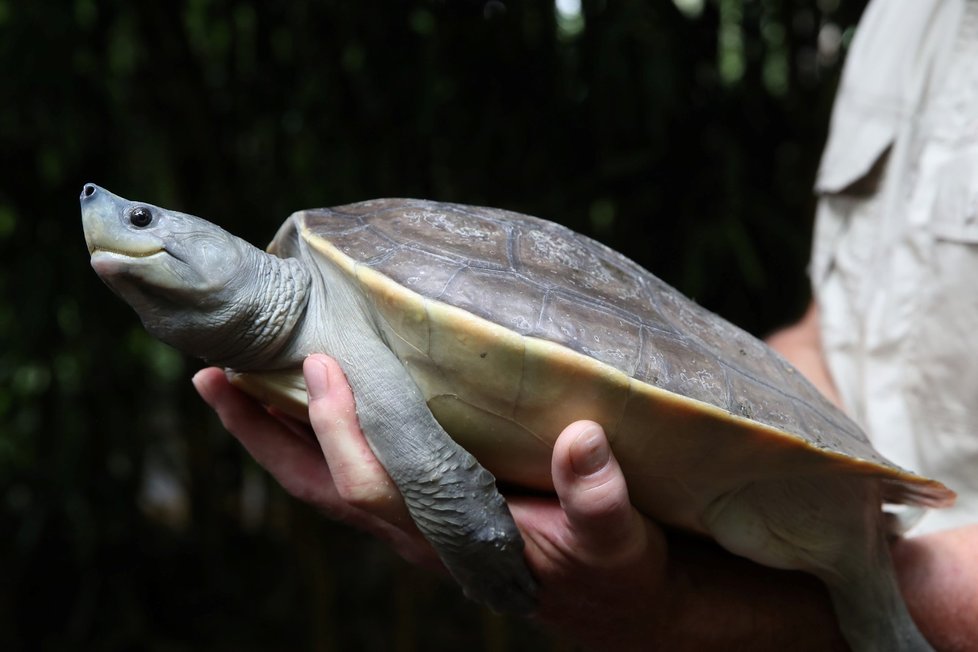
[{"left": 129, "top": 207, "right": 153, "bottom": 228}]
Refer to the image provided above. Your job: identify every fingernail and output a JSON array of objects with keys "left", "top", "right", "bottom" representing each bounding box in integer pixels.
[
  {"left": 305, "top": 355, "right": 330, "bottom": 400},
  {"left": 191, "top": 370, "right": 216, "bottom": 407},
  {"left": 570, "top": 425, "right": 610, "bottom": 477}
]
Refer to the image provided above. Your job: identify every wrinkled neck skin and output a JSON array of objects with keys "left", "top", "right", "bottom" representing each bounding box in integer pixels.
[
  {"left": 198, "top": 248, "right": 312, "bottom": 370},
  {"left": 134, "top": 242, "right": 312, "bottom": 371}
]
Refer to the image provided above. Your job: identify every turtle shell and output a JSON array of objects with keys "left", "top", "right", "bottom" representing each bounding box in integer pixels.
[{"left": 269, "top": 199, "right": 952, "bottom": 533}]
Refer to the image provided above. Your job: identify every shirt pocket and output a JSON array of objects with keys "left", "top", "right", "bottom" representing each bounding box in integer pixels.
[{"left": 930, "top": 148, "right": 978, "bottom": 243}]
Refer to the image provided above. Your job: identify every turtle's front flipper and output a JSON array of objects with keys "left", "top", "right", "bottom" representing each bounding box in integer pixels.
[{"left": 336, "top": 337, "right": 537, "bottom": 613}]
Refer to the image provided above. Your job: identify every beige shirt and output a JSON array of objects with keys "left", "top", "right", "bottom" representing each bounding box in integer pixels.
[{"left": 813, "top": 0, "right": 978, "bottom": 534}]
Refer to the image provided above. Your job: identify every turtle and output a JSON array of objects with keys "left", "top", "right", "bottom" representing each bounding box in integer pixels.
[{"left": 81, "top": 183, "right": 953, "bottom": 652}]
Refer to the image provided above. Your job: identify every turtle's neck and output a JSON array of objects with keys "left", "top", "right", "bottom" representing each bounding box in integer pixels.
[{"left": 204, "top": 248, "right": 312, "bottom": 370}]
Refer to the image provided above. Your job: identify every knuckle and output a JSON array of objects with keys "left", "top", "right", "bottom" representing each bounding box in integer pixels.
[
  {"left": 334, "top": 473, "right": 395, "bottom": 513},
  {"left": 583, "top": 487, "right": 632, "bottom": 524},
  {"left": 308, "top": 395, "right": 358, "bottom": 435},
  {"left": 571, "top": 473, "right": 631, "bottom": 522}
]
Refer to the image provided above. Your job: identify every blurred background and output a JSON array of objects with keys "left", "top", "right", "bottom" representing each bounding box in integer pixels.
[{"left": 1, "top": 0, "right": 868, "bottom": 649}]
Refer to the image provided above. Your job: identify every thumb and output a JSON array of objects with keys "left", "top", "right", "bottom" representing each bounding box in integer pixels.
[{"left": 551, "top": 421, "right": 649, "bottom": 565}]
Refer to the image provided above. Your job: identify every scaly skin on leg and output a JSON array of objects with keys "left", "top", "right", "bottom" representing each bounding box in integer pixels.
[{"left": 334, "top": 334, "right": 537, "bottom": 613}]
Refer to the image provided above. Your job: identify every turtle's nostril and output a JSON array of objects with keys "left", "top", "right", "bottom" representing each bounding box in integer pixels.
[{"left": 81, "top": 184, "right": 97, "bottom": 200}]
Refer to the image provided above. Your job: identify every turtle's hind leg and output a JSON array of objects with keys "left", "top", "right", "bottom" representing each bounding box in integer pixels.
[{"left": 702, "top": 475, "right": 932, "bottom": 652}]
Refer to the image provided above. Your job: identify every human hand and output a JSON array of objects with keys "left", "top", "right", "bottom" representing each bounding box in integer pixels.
[
  {"left": 191, "top": 355, "right": 668, "bottom": 627},
  {"left": 193, "top": 354, "right": 848, "bottom": 651},
  {"left": 192, "top": 356, "right": 436, "bottom": 570}
]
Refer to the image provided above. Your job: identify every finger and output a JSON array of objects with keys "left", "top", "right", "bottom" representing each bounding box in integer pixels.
[
  {"left": 196, "top": 367, "right": 436, "bottom": 566},
  {"left": 304, "top": 354, "right": 412, "bottom": 527},
  {"left": 550, "top": 421, "right": 651, "bottom": 567},
  {"left": 192, "top": 367, "right": 336, "bottom": 507}
]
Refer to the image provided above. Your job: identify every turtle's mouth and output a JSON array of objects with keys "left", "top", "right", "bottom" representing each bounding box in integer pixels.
[{"left": 89, "top": 244, "right": 166, "bottom": 258}]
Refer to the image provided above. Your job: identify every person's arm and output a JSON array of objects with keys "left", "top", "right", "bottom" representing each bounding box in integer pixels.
[{"left": 893, "top": 525, "right": 978, "bottom": 651}]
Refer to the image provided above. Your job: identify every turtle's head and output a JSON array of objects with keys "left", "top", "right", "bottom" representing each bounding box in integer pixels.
[
  {"left": 81, "top": 183, "right": 310, "bottom": 368},
  {"left": 81, "top": 183, "right": 250, "bottom": 306}
]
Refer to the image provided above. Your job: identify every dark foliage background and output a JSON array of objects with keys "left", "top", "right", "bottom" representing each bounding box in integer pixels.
[{"left": 1, "top": 0, "right": 867, "bottom": 649}]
